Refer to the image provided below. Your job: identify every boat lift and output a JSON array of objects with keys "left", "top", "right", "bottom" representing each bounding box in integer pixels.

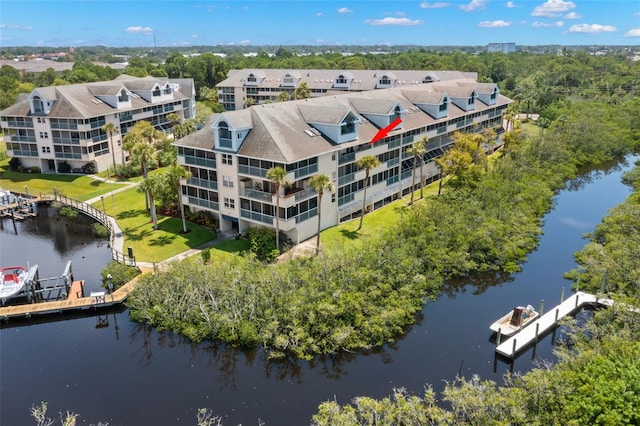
[{"left": 11, "top": 261, "right": 74, "bottom": 304}]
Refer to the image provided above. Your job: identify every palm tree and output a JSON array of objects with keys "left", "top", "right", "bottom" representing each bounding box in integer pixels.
[
  {"left": 167, "top": 163, "right": 192, "bottom": 234},
  {"left": 166, "top": 112, "right": 182, "bottom": 140},
  {"left": 356, "top": 155, "right": 381, "bottom": 231},
  {"left": 102, "top": 123, "right": 119, "bottom": 174},
  {"left": 266, "top": 166, "right": 288, "bottom": 251},
  {"left": 128, "top": 122, "right": 159, "bottom": 229},
  {"left": 276, "top": 92, "right": 291, "bottom": 102},
  {"left": 309, "top": 174, "right": 333, "bottom": 254},
  {"left": 406, "top": 139, "right": 426, "bottom": 204},
  {"left": 294, "top": 82, "right": 311, "bottom": 100}
]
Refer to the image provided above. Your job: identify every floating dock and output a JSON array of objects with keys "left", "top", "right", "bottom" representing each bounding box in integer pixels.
[{"left": 495, "top": 291, "right": 613, "bottom": 358}]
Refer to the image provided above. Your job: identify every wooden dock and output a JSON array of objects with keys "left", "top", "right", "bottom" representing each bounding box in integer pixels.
[
  {"left": 67, "top": 280, "right": 85, "bottom": 300},
  {"left": 495, "top": 291, "right": 611, "bottom": 358},
  {"left": 0, "top": 273, "right": 146, "bottom": 321}
]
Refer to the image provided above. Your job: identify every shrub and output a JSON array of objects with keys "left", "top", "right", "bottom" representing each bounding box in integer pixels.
[
  {"left": 57, "top": 161, "right": 72, "bottom": 173},
  {"left": 92, "top": 223, "right": 110, "bottom": 238},
  {"left": 246, "top": 226, "right": 279, "bottom": 262},
  {"left": 81, "top": 162, "right": 96, "bottom": 174},
  {"left": 201, "top": 247, "right": 211, "bottom": 264},
  {"left": 8, "top": 157, "right": 21, "bottom": 171},
  {"left": 101, "top": 261, "right": 141, "bottom": 290},
  {"left": 59, "top": 206, "right": 78, "bottom": 219},
  {"left": 115, "top": 162, "right": 142, "bottom": 178}
]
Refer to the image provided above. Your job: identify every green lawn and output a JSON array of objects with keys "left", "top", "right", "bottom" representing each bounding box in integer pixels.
[
  {"left": 320, "top": 179, "right": 446, "bottom": 252},
  {"left": 91, "top": 185, "right": 216, "bottom": 263},
  {"left": 0, "top": 158, "right": 123, "bottom": 201}
]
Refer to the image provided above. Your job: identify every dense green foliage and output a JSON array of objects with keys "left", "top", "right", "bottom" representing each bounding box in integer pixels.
[
  {"left": 100, "top": 261, "right": 141, "bottom": 290},
  {"left": 128, "top": 96, "right": 640, "bottom": 361}
]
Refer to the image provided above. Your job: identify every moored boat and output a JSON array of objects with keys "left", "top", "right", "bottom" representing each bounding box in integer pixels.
[
  {"left": 490, "top": 305, "right": 538, "bottom": 337},
  {"left": 1, "top": 266, "right": 27, "bottom": 302}
]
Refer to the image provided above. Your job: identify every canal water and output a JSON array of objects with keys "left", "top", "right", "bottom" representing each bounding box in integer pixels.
[{"left": 1, "top": 155, "right": 637, "bottom": 425}]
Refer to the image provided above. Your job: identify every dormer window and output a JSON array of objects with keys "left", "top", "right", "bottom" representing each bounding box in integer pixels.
[
  {"left": 468, "top": 92, "right": 476, "bottom": 105},
  {"left": 392, "top": 105, "right": 402, "bottom": 122},
  {"left": 219, "top": 121, "right": 232, "bottom": 148},
  {"left": 32, "top": 96, "right": 45, "bottom": 114},
  {"left": 163, "top": 84, "right": 172, "bottom": 95},
  {"left": 283, "top": 74, "right": 294, "bottom": 85},
  {"left": 423, "top": 76, "right": 434, "bottom": 84},
  {"left": 118, "top": 89, "right": 129, "bottom": 103},
  {"left": 336, "top": 75, "right": 348, "bottom": 85},
  {"left": 439, "top": 97, "right": 448, "bottom": 112},
  {"left": 247, "top": 74, "right": 257, "bottom": 83},
  {"left": 152, "top": 87, "right": 161, "bottom": 97},
  {"left": 490, "top": 88, "right": 497, "bottom": 100},
  {"left": 379, "top": 75, "right": 391, "bottom": 86}
]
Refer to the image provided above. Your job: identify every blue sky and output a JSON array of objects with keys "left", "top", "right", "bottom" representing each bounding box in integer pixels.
[{"left": 1, "top": 1, "right": 639, "bottom": 47}]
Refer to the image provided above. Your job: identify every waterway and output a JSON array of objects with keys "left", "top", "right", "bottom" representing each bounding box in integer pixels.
[{"left": 1, "top": 155, "right": 637, "bottom": 425}]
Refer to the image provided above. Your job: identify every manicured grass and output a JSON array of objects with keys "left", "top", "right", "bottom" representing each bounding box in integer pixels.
[
  {"left": 0, "top": 158, "right": 123, "bottom": 201},
  {"left": 92, "top": 185, "right": 216, "bottom": 263},
  {"left": 320, "top": 179, "right": 446, "bottom": 252}
]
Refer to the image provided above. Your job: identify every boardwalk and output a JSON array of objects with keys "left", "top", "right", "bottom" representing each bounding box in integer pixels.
[
  {"left": 495, "top": 291, "right": 612, "bottom": 358},
  {"left": 0, "top": 273, "right": 146, "bottom": 321}
]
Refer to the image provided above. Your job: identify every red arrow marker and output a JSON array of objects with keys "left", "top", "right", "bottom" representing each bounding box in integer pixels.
[{"left": 370, "top": 117, "right": 402, "bottom": 144}]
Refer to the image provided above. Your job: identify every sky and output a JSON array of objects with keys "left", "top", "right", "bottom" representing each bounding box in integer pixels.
[{"left": 1, "top": 0, "right": 639, "bottom": 48}]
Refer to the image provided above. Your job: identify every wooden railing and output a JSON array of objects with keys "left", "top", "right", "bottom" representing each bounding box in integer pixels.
[{"left": 51, "top": 194, "right": 136, "bottom": 267}]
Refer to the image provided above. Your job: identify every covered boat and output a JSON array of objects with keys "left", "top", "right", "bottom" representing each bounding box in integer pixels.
[
  {"left": 1, "top": 266, "right": 27, "bottom": 301},
  {"left": 490, "top": 305, "right": 538, "bottom": 337}
]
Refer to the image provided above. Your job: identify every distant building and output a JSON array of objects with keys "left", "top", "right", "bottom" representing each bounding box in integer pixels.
[
  {"left": 0, "top": 75, "right": 195, "bottom": 174},
  {"left": 216, "top": 69, "right": 477, "bottom": 111},
  {"left": 487, "top": 43, "right": 516, "bottom": 54}
]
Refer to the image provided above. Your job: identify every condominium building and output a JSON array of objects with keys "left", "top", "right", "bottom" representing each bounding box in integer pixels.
[
  {"left": 216, "top": 69, "right": 478, "bottom": 111},
  {"left": 0, "top": 75, "right": 195, "bottom": 174},
  {"left": 176, "top": 76, "right": 512, "bottom": 243},
  {"left": 487, "top": 43, "right": 516, "bottom": 54}
]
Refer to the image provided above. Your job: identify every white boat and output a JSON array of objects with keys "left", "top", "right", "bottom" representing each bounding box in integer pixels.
[
  {"left": 1, "top": 266, "right": 28, "bottom": 302},
  {"left": 490, "top": 305, "right": 538, "bottom": 337}
]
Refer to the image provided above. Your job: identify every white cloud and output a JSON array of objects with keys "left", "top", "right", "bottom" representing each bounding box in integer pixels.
[
  {"left": 420, "top": 2, "right": 450, "bottom": 8},
  {"left": 126, "top": 26, "right": 153, "bottom": 34},
  {"left": 337, "top": 7, "right": 352, "bottom": 14},
  {"left": 0, "top": 24, "right": 34, "bottom": 30},
  {"left": 316, "top": 12, "right": 324, "bottom": 16},
  {"left": 364, "top": 17, "right": 423, "bottom": 26},
  {"left": 531, "top": 0, "right": 575, "bottom": 18},
  {"left": 506, "top": 1, "right": 518, "bottom": 7},
  {"left": 460, "top": 0, "right": 488, "bottom": 12},
  {"left": 532, "top": 20, "right": 564, "bottom": 27},
  {"left": 568, "top": 23, "right": 616, "bottom": 34},
  {"left": 478, "top": 20, "right": 512, "bottom": 27},
  {"left": 564, "top": 12, "right": 580, "bottom": 19},
  {"left": 624, "top": 28, "right": 640, "bottom": 37},
  {"left": 239, "top": 40, "right": 251, "bottom": 45}
]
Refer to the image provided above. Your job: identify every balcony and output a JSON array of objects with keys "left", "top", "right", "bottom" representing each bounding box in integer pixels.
[
  {"left": 338, "top": 173, "right": 355, "bottom": 186},
  {"left": 9, "top": 149, "right": 39, "bottom": 157},
  {"left": 183, "top": 155, "right": 216, "bottom": 169},
  {"left": 238, "top": 164, "right": 268, "bottom": 178},
  {"left": 295, "top": 207, "right": 317, "bottom": 224},
  {"left": 188, "top": 177, "right": 218, "bottom": 191},
  {"left": 292, "top": 187, "right": 316, "bottom": 202},
  {"left": 293, "top": 163, "right": 318, "bottom": 179},
  {"left": 241, "top": 187, "right": 273, "bottom": 203},
  {"left": 240, "top": 209, "right": 274, "bottom": 225},
  {"left": 338, "top": 151, "right": 356, "bottom": 165},
  {"left": 188, "top": 196, "right": 219, "bottom": 211}
]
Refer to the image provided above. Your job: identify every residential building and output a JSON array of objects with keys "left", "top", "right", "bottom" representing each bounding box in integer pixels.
[
  {"left": 216, "top": 69, "right": 478, "bottom": 111},
  {"left": 0, "top": 75, "right": 195, "bottom": 173},
  {"left": 487, "top": 43, "right": 516, "bottom": 54},
  {"left": 176, "top": 76, "right": 511, "bottom": 243}
]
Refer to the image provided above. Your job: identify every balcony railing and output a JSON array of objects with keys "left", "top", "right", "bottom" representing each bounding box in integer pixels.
[
  {"left": 338, "top": 151, "right": 356, "bottom": 165},
  {"left": 240, "top": 209, "right": 274, "bottom": 225},
  {"left": 188, "top": 196, "right": 219, "bottom": 211},
  {"left": 10, "top": 149, "right": 39, "bottom": 157},
  {"left": 241, "top": 187, "right": 273, "bottom": 202},
  {"left": 188, "top": 177, "right": 218, "bottom": 190},
  {"left": 293, "top": 187, "right": 317, "bottom": 202},
  {"left": 8, "top": 135, "right": 36, "bottom": 143},
  {"left": 293, "top": 163, "right": 318, "bottom": 179},
  {"left": 52, "top": 137, "right": 81, "bottom": 145},
  {"left": 238, "top": 164, "right": 268, "bottom": 178},
  {"left": 338, "top": 173, "right": 355, "bottom": 186},
  {"left": 295, "top": 207, "right": 317, "bottom": 224},
  {"left": 183, "top": 155, "right": 216, "bottom": 169},
  {"left": 55, "top": 152, "right": 83, "bottom": 159},
  {"left": 338, "top": 193, "right": 355, "bottom": 206}
]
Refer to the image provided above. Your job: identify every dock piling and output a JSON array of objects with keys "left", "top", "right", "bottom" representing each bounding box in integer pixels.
[
  {"left": 539, "top": 299, "right": 545, "bottom": 316},
  {"left": 496, "top": 328, "right": 502, "bottom": 346},
  {"left": 560, "top": 287, "right": 565, "bottom": 303}
]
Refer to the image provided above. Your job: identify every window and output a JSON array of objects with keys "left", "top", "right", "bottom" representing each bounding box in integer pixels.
[
  {"left": 41, "top": 146, "right": 51, "bottom": 153},
  {"left": 224, "top": 197, "right": 235, "bottom": 209},
  {"left": 223, "top": 176, "right": 234, "bottom": 188},
  {"left": 247, "top": 73, "right": 257, "bottom": 83},
  {"left": 39, "top": 132, "right": 49, "bottom": 139},
  {"left": 439, "top": 98, "right": 448, "bottom": 112},
  {"left": 379, "top": 76, "right": 391, "bottom": 85},
  {"left": 221, "top": 154, "right": 233, "bottom": 165}
]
